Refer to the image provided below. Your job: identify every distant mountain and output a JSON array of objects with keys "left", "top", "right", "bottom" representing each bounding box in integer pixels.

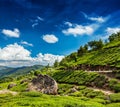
[
  {"left": 0, "top": 66, "right": 10, "bottom": 70},
  {"left": 0, "top": 65, "right": 44, "bottom": 78}
]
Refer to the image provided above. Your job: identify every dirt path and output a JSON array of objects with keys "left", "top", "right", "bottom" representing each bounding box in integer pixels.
[
  {"left": 0, "top": 89, "right": 18, "bottom": 95},
  {"left": 89, "top": 87, "right": 114, "bottom": 95}
]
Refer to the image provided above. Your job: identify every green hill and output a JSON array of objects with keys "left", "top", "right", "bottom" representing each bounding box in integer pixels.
[
  {"left": 0, "top": 65, "right": 44, "bottom": 79},
  {"left": 59, "top": 32, "right": 120, "bottom": 70},
  {"left": 0, "top": 32, "right": 120, "bottom": 107}
]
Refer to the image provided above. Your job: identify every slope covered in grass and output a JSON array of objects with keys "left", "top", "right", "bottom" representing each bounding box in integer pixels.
[
  {"left": 59, "top": 32, "right": 120, "bottom": 69},
  {"left": 53, "top": 70, "right": 120, "bottom": 92}
]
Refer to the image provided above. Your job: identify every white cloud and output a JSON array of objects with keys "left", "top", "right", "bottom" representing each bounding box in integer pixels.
[
  {"left": 97, "top": 27, "right": 120, "bottom": 40},
  {"left": 42, "top": 34, "right": 58, "bottom": 43},
  {"left": 37, "top": 16, "right": 44, "bottom": 21},
  {"left": 106, "top": 27, "right": 120, "bottom": 35},
  {"left": 81, "top": 12, "right": 106, "bottom": 23},
  {"left": 2, "top": 28, "right": 20, "bottom": 38},
  {"left": 88, "top": 17, "right": 105, "bottom": 23},
  {"left": 0, "top": 43, "right": 31, "bottom": 61},
  {"left": 0, "top": 43, "right": 64, "bottom": 67},
  {"left": 20, "top": 41, "right": 33, "bottom": 47},
  {"left": 64, "top": 22, "right": 72, "bottom": 27},
  {"left": 62, "top": 24, "right": 94, "bottom": 36},
  {"left": 34, "top": 53, "right": 64, "bottom": 66},
  {"left": 32, "top": 23, "right": 38, "bottom": 28}
]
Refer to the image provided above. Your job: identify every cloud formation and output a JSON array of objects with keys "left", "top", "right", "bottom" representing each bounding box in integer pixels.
[
  {"left": 64, "top": 22, "right": 72, "bottom": 27},
  {"left": 106, "top": 27, "right": 120, "bottom": 35},
  {"left": 62, "top": 24, "right": 94, "bottom": 36},
  {"left": 20, "top": 41, "right": 33, "bottom": 47},
  {"left": 81, "top": 12, "right": 106, "bottom": 23},
  {"left": 37, "top": 16, "right": 44, "bottom": 21},
  {"left": 32, "top": 23, "right": 39, "bottom": 28},
  {"left": 88, "top": 17, "right": 105, "bottom": 23},
  {"left": 2, "top": 28, "right": 20, "bottom": 38},
  {"left": 31, "top": 16, "right": 44, "bottom": 28},
  {"left": 42, "top": 34, "right": 58, "bottom": 43},
  {"left": 0, "top": 43, "right": 31, "bottom": 61},
  {"left": 0, "top": 43, "right": 64, "bottom": 67}
]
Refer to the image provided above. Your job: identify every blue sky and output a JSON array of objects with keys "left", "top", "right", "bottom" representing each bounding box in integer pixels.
[{"left": 0, "top": 0, "right": 120, "bottom": 67}]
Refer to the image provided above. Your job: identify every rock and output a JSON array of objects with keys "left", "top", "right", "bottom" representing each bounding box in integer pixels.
[
  {"left": 71, "top": 87, "right": 78, "bottom": 93},
  {"left": 8, "top": 83, "right": 17, "bottom": 89},
  {"left": 29, "top": 74, "right": 58, "bottom": 95}
]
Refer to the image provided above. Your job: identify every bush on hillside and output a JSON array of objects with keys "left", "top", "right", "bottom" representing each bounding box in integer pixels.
[{"left": 109, "top": 93, "right": 120, "bottom": 102}]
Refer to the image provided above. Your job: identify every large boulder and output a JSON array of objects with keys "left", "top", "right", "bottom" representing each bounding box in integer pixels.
[{"left": 28, "top": 74, "right": 58, "bottom": 95}]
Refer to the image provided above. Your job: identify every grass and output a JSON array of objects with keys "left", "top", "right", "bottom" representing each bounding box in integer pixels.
[
  {"left": 59, "top": 35, "right": 120, "bottom": 68},
  {"left": 0, "top": 92, "right": 106, "bottom": 107},
  {"left": 53, "top": 70, "right": 120, "bottom": 92}
]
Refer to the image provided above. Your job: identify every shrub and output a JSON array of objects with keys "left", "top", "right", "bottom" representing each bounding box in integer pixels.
[
  {"left": 109, "top": 93, "right": 120, "bottom": 102},
  {"left": 22, "top": 91, "right": 43, "bottom": 97},
  {"left": 109, "top": 79, "right": 120, "bottom": 92}
]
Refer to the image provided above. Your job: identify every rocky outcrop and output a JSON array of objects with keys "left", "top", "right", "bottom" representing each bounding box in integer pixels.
[
  {"left": 28, "top": 74, "right": 58, "bottom": 95},
  {"left": 7, "top": 83, "right": 17, "bottom": 89}
]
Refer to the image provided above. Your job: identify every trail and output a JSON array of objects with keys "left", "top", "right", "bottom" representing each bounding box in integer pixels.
[
  {"left": 0, "top": 89, "right": 18, "bottom": 95},
  {"left": 88, "top": 87, "right": 114, "bottom": 95}
]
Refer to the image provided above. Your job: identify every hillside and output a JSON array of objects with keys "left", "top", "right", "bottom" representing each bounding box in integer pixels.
[
  {"left": 0, "top": 65, "right": 44, "bottom": 79},
  {"left": 59, "top": 32, "right": 120, "bottom": 71},
  {"left": 0, "top": 68, "right": 120, "bottom": 107},
  {"left": 0, "top": 33, "right": 120, "bottom": 107}
]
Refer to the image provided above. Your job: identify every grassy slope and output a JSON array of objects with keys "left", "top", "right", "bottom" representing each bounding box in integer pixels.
[
  {"left": 0, "top": 68, "right": 120, "bottom": 107},
  {"left": 60, "top": 39, "right": 120, "bottom": 68},
  {"left": 0, "top": 92, "right": 106, "bottom": 107},
  {"left": 53, "top": 70, "right": 120, "bottom": 92}
]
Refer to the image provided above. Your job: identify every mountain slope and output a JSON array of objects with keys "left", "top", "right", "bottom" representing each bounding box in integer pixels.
[
  {"left": 0, "top": 65, "right": 44, "bottom": 79},
  {"left": 59, "top": 32, "right": 120, "bottom": 70}
]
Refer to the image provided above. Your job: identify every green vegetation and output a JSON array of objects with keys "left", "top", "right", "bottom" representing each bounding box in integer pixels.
[
  {"left": 53, "top": 70, "right": 120, "bottom": 92},
  {"left": 0, "top": 65, "right": 44, "bottom": 79},
  {"left": 109, "top": 93, "right": 120, "bottom": 102},
  {"left": 0, "top": 92, "right": 107, "bottom": 107},
  {"left": 0, "top": 32, "right": 120, "bottom": 106},
  {"left": 59, "top": 32, "right": 120, "bottom": 68}
]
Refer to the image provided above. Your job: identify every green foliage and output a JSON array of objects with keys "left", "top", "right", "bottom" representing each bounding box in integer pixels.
[
  {"left": 53, "top": 70, "right": 107, "bottom": 88},
  {"left": 88, "top": 39, "right": 104, "bottom": 50},
  {"left": 109, "top": 79, "right": 120, "bottom": 92},
  {"left": 108, "top": 32, "right": 120, "bottom": 42},
  {"left": 22, "top": 91, "right": 43, "bottom": 97},
  {"left": 34, "top": 70, "right": 41, "bottom": 76},
  {"left": 77, "top": 44, "right": 88, "bottom": 56},
  {"left": 0, "top": 77, "right": 14, "bottom": 83},
  {"left": 54, "top": 60, "right": 59, "bottom": 67},
  {"left": 106, "top": 103, "right": 120, "bottom": 107},
  {"left": 109, "top": 93, "right": 120, "bottom": 102},
  {"left": 0, "top": 92, "right": 106, "bottom": 107},
  {"left": 0, "top": 65, "right": 44, "bottom": 79},
  {"left": 59, "top": 32, "right": 120, "bottom": 68},
  {"left": 10, "top": 82, "right": 28, "bottom": 92}
]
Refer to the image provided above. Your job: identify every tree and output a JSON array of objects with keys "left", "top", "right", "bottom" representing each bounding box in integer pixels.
[
  {"left": 54, "top": 60, "right": 59, "bottom": 67},
  {"left": 69, "top": 53, "right": 77, "bottom": 62},
  {"left": 108, "top": 32, "right": 120, "bottom": 42},
  {"left": 77, "top": 44, "right": 88, "bottom": 56},
  {"left": 88, "top": 39, "right": 104, "bottom": 50}
]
